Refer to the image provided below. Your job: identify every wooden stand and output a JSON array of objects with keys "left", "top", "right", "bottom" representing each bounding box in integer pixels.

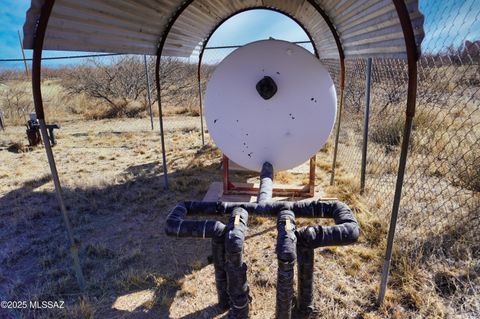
[{"left": 222, "top": 155, "right": 316, "bottom": 197}]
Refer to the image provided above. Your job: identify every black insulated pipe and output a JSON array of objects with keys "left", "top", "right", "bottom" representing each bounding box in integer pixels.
[
  {"left": 296, "top": 201, "right": 359, "bottom": 248},
  {"left": 225, "top": 207, "right": 249, "bottom": 318},
  {"left": 164, "top": 202, "right": 225, "bottom": 238},
  {"left": 295, "top": 201, "right": 359, "bottom": 313},
  {"left": 297, "top": 245, "right": 314, "bottom": 314},
  {"left": 257, "top": 162, "right": 274, "bottom": 203},
  {"left": 212, "top": 224, "right": 229, "bottom": 310},
  {"left": 276, "top": 210, "right": 297, "bottom": 319},
  {"left": 165, "top": 198, "right": 359, "bottom": 316}
]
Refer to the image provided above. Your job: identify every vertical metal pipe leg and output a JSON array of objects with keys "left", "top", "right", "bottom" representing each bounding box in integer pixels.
[
  {"left": 378, "top": 116, "right": 414, "bottom": 304},
  {"left": 144, "top": 55, "right": 154, "bottom": 131},
  {"left": 39, "top": 120, "right": 86, "bottom": 290},
  {"left": 330, "top": 59, "right": 346, "bottom": 185},
  {"left": 297, "top": 244, "right": 314, "bottom": 315},
  {"left": 360, "top": 57, "right": 372, "bottom": 194},
  {"left": 276, "top": 210, "right": 296, "bottom": 319},
  {"left": 225, "top": 207, "right": 249, "bottom": 318},
  {"left": 197, "top": 62, "right": 205, "bottom": 146},
  {"left": 155, "top": 54, "right": 169, "bottom": 189},
  {"left": 31, "top": 0, "right": 85, "bottom": 291}
]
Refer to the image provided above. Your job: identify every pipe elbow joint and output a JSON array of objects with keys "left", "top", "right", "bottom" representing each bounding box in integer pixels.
[
  {"left": 165, "top": 202, "right": 187, "bottom": 237},
  {"left": 343, "top": 222, "right": 360, "bottom": 244},
  {"left": 296, "top": 226, "right": 318, "bottom": 249}
]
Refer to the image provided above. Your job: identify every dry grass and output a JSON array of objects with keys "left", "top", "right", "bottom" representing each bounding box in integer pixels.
[
  {"left": 0, "top": 116, "right": 377, "bottom": 318},
  {"left": 453, "top": 148, "right": 480, "bottom": 192},
  {"left": 1, "top": 72, "right": 478, "bottom": 318}
]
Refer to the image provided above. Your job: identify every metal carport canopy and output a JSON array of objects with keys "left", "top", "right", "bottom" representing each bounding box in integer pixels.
[
  {"left": 23, "top": 0, "right": 424, "bottom": 59},
  {"left": 20, "top": 0, "right": 426, "bottom": 301}
]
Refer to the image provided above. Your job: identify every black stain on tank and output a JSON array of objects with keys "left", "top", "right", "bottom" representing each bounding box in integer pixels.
[{"left": 214, "top": 119, "right": 218, "bottom": 123}]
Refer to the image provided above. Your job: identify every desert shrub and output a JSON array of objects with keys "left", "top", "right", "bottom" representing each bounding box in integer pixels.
[
  {"left": 63, "top": 56, "right": 197, "bottom": 119},
  {"left": 0, "top": 82, "right": 32, "bottom": 125},
  {"left": 453, "top": 149, "right": 480, "bottom": 192},
  {"left": 370, "top": 108, "right": 441, "bottom": 148},
  {"left": 82, "top": 99, "right": 146, "bottom": 120},
  {"left": 370, "top": 117, "right": 404, "bottom": 146}
]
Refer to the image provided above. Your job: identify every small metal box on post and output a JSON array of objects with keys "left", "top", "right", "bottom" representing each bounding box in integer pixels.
[{"left": 26, "top": 112, "right": 61, "bottom": 147}]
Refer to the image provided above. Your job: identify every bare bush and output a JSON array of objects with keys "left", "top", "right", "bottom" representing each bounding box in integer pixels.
[
  {"left": 453, "top": 148, "right": 480, "bottom": 192},
  {"left": 64, "top": 56, "right": 147, "bottom": 118},
  {"left": 370, "top": 117, "right": 404, "bottom": 147},
  {"left": 63, "top": 56, "right": 197, "bottom": 119},
  {"left": 0, "top": 82, "right": 32, "bottom": 125}
]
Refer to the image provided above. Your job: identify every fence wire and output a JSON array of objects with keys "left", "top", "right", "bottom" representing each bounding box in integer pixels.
[
  {"left": 333, "top": 1, "right": 480, "bottom": 316},
  {"left": 1, "top": 21, "right": 479, "bottom": 316}
]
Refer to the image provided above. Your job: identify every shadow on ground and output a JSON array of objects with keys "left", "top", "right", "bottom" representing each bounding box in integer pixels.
[{"left": 0, "top": 153, "right": 239, "bottom": 318}]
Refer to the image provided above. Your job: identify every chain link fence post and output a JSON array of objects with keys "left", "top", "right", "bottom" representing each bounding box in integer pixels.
[
  {"left": 360, "top": 57, "right": 372, "bottom": 194},
  {"left": 144, "top": 55, "right": 154, "bottom": 130}
]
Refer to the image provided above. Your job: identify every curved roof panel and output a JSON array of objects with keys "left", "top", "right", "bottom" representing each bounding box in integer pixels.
[{"left": 23, "top": 0, "right": 424, "bottom": 59}]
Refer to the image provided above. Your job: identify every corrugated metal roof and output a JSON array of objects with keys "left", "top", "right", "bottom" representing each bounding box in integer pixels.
[{"left": 23, "top": 0, "right": 424, "bottom": 59}]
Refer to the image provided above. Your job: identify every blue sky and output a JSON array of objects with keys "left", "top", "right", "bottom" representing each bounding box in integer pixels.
[
  {"left": 420, "top": 0, "right": 480, "bottom": 52},
  {"left": 0, "top": 1, "right": 310, "bottom": 69},
  {"left": 0, "top": 0, "right": 479, "bottom": 68}
]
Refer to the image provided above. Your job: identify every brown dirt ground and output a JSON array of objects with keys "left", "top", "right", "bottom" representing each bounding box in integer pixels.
[{"left": 0, "top": 115, "right": 471, "bottom": 318}]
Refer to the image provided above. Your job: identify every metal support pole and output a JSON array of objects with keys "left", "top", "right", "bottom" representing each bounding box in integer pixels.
[
  {"left": 330, "top": 59, "right": 346, "bottom": 185},
  {"left": 378, "top": 116, "right": 413, "bottom": 303},
  {"left": 309, "top": 156, "right": 316, "bottom": 196},
  {"left": 144, "top": 55, "right": 154, "bottom": 130},
  {"left": 155, "top": 54, "right": 169, "bottom": 190},
  {"left": 360, "top": 58, "right": 372, "bottom": 194},
  {"left": 39, "top": 121, "right": 86, "bottom": 290},
  {"left": 153, "top": 1, "right": 197, "bottom": 191},
  {"left": 32, "top": 0, "right": 85, "bottom": 291},
  {"left": 197, "top": 59, "right": 205, "bottom": 145},
  {"left": 18, "top": 30, "right": 29, "bottom": 77},
  {"left": 0, "top": 111, "right": 4, "bottom": 131},
  {"left": 223, "top": 155, "right": 230, "bottom": 193},
  {"left": 378, "top": 0, "right": 419, "bottom": 305}
]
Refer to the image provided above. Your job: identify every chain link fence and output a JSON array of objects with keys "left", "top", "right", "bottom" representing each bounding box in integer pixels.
[
  {"left": 1, "top": 13, "right": 479, "bottom": 314},
  {"left": 333, "top": 1, "right": 480, "bottom": 315},
  {"left": 0, "top": 54, "right": 204, "bottom": 156}
]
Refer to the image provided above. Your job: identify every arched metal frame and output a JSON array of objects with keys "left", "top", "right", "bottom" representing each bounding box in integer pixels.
[
  {"left": 31, "top": 0, "right": 85, "bottom": 290},
  {"left": 196, "top": 7, "right": 321, "bottom": 147},
  {"left": 378, "top": 0, "right": 419, "bottom": 304},
  {"left": 31, "top": 0, "right": 418, "bottom": 303}
]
